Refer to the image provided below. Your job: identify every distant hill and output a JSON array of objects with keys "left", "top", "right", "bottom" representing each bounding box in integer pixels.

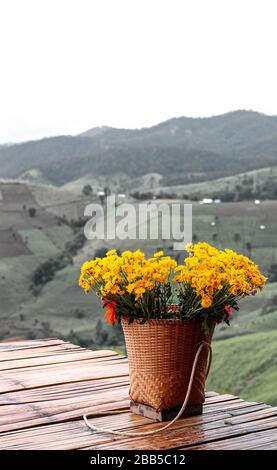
[
  {"left": 147, "top": 165, "right": 277, "bottom": 201},
  {"left": 0, "top": 110, "right": 277, "bottom": 185}
]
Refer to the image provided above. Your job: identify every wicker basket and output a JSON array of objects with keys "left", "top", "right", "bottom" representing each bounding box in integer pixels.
[{"left": 121, "top": 317, "right": 215, "bottom": 412}]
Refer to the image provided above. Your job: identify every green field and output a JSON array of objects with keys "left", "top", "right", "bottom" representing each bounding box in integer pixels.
[{"left": 207, "top": 331, "right": 277, "bottom": 405}]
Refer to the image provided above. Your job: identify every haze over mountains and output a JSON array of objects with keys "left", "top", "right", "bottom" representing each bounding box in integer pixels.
[{"left": 1, "top": 110, "right": 277, "bottom": 186}]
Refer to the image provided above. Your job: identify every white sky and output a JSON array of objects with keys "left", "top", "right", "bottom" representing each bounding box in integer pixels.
[{"left": 0, "top": 0, "right": 277, "bottom": 143}]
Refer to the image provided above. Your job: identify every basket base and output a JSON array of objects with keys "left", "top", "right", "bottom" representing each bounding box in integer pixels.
[{"left": 130, "top": 400, "right": 203, "bottom": 422}]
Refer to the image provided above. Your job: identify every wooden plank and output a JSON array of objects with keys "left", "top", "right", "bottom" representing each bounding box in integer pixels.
[
  {"left": 0, "top": 386, "right": 213, "bottom": 407},
  {"left": 0, "top": 344, "right": 119, "bottom": 364},
  {"left": 0, "top": 395, "right": 250, "bottom": 428},
  {"left": 0, "top": 377, "right": 130, "bottom": 405},
  {"left": 81, "top": 401, "right": 276, "bottom": 450},
  {"left": 203, "top": 394, "right": 239, "bottom": 404},
  {"left": 89, "top": 414, "right": 277, "bottom": 450},
  {"left": 0, "top": 410, "right": 235, "bottom": 450},
  {"left": 0, "top": 360, "right": 129, "bottom": 393},
  {"left": 0, "top": 343, "right": 82, "bottom": 361},
  {"left": 0, "top": 338, "right": 64, "bottom": 347},
  {"left": 204, "top": 391, "right": 219, "bottom": 398},
  {"left": 224, "top": 407, "right": 277, "bottom": 425},
  {"left": 184, "top": 428, "right": 277, "bottom": 450},
  {"left": 0, "top": 399, "right": 130, "bottom": 434},
  {"left": 0, "top": 351, "right": 122, "bottom": 370},
  {"left": 0, "top": 338, "right": 67, "bottom": 351},
  {"left": 2, "top": 408, "right": 277, "bottom": 451},
  {"left": 203, "top": 399, "right": 266, "bottom": 414}
]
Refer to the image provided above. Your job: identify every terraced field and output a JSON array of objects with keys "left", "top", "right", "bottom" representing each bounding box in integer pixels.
[{"left": 0, "top": 182, "right": 77, "bottom": 322}]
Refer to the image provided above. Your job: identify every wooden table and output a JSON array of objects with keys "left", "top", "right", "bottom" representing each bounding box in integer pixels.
[{"left": 0, "top": 338, "right": 276, "bottom": 450}]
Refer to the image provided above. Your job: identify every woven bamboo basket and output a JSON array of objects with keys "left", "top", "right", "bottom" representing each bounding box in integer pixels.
[{"left": 121, "top": 317, "right": 215, "bottom": 413}]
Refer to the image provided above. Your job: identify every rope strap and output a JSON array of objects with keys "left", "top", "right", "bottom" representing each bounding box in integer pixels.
[{"left": 83, "top": 341, "right": 212, "bottom": 437}]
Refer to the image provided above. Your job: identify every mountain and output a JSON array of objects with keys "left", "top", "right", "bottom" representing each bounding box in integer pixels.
[{"left": 0, "top": 110, "right": 277, "bottom": 185}]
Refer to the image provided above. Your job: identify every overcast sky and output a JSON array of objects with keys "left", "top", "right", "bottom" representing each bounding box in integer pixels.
[{"left": 0, "top": 0, "right": 276, "bottom": 143}]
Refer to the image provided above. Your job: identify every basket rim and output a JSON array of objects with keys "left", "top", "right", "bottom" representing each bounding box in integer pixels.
[{"left": 121, "top": 317, "right": 204, "bottom": 325}]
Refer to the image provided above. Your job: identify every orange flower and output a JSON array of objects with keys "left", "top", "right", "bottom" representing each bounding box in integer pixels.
[
  {"left": 224, "top": 305, "right": 231, "bottom": 319},
  {"left": 103, "top": 300, "right": 117, "bottom": 325}
]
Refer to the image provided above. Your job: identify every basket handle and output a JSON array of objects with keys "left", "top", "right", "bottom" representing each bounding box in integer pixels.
[{"left": 83, "top": 341, "right": 212, "bottom": 437}]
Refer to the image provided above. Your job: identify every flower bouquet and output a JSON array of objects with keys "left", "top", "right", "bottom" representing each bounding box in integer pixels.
[{"left": 79, "top": 243, "right": 266, "bottom": 420}]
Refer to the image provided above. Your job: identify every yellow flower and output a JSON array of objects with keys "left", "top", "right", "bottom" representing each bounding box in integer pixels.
[
  {"left": 79, "top": 243, "right": 266, "bottom": 323},
  {"left": 173, "top": 242, "right": 266, "bottom": 310},
  {"left": 185, "top": 242, "right": 193, "bottom": 252},
  {"left": 106, "top": 249, "right": 117, "bottom": 256},
  {"left": 154, "top": 250, "right": 164, "bottom": 258},
  {"left": 201, "top": 297, "right": 212, "bottom": 309}
]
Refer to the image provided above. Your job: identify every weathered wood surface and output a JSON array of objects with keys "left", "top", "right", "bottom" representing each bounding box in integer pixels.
[{"left": 0, "top": 338, "right": 276, "bottom": 450}]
